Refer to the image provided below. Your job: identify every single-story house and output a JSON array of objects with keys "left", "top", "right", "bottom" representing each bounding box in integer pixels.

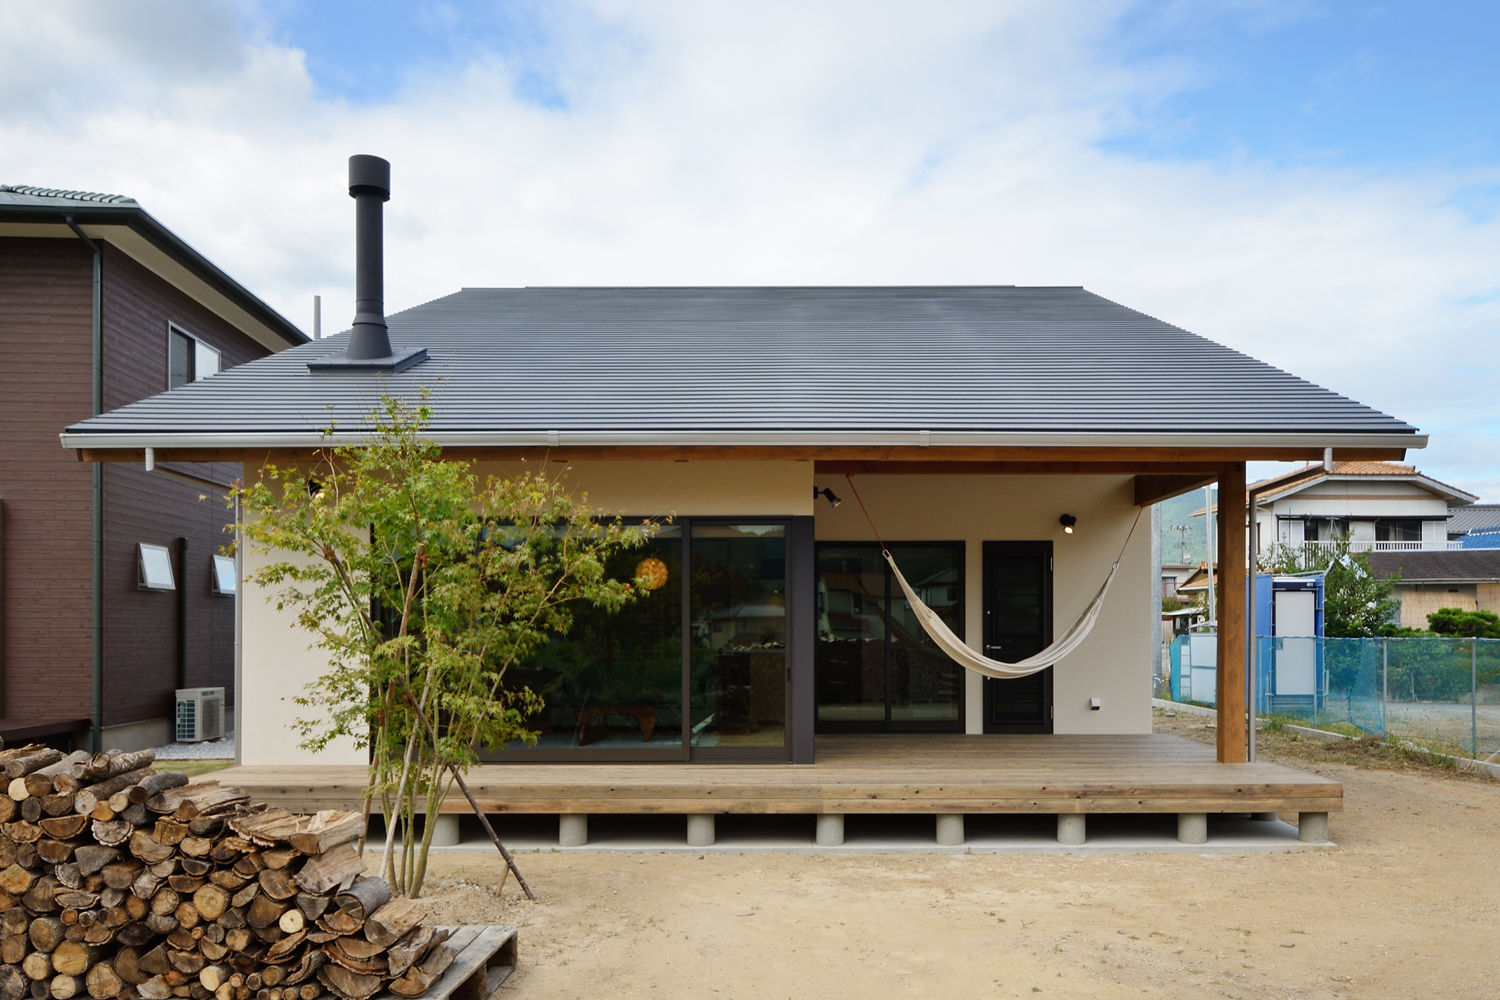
[
  {"left": 1368, "top": 549, "right": 1500, "bottom": 630},
  {"left": 54, "top": 158, "right": 1423, "bottom": 844}
]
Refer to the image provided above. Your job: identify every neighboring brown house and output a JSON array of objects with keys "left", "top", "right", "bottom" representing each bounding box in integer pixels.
[
  {"left": 0, "top": 185, "right": 306, "bottom": 750},
  {"left": 1367, "top": 550, "right": 1500, "bottom": 631}
]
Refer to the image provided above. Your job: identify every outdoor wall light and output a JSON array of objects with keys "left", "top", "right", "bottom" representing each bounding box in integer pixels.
[
  {"left": 814, "top": 486, "right": 843, "bottom": 508},
  {"left": 1059, "top": 514, "right": 1077, "bottom": 534},
  {"left": 307, "top": 478, "right": 326, "bottom": 499}
]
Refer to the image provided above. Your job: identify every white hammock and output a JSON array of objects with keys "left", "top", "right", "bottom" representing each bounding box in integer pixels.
[{"left": 884, "top": 551, "right": 1119, "bottom": 679}]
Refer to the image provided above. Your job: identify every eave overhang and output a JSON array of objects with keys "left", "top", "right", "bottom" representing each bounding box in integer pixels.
[
  {"left": 61, "top": 427, "right": 1423, "bottom": 464},
  {"left": 0, "top": 210, "right": 306, "bottom": 353}
]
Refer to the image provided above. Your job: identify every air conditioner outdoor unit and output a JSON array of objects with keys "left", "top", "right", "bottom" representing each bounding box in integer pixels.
[{"left": 175, "top": 687, "right": 225, "bottom": 742}]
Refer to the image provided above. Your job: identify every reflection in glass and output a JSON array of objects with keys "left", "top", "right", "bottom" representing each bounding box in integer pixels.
[
  {"left": 815, "top": 548, "right": 887, "bottom": 722},
  {"left": 509, "top": 526, "right": 683, "bottom": 750},
  {"left": 816, "top": 544, "right": 963, "bottom": 729},
  {"left": 689, "top": 524, "right": 787, "bottom": 748}
]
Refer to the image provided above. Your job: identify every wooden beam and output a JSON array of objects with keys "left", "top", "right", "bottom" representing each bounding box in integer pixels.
[
  {"left": 1216, "top": 462, "right": 1249, "bottom": 763},
  {"left": 1133, "top": 473, "right": 1220, "bottom": 507}
]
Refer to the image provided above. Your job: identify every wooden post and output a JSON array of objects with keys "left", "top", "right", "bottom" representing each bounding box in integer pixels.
[{"left": 1216, "top": 462, "right": 1248, "bottom": 762}]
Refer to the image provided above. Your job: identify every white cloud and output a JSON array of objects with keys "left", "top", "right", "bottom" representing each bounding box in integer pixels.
[{"left": 2, "top": 0, "right": 1495, "bottom": 497}]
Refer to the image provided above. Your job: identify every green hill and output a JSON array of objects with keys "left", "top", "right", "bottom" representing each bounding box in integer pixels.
[{"left": 1158, "top": 489, "right": 1214, "bottom": 565}]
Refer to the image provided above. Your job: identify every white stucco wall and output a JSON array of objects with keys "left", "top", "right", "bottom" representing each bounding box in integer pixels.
[
  {"left": 469, "top": 459, "right": 811, "bottom": 516},
  {"left": 813, "top": 474, "right": 1153, "bottom": 735},
  {"left": 236, "top": 461, "right": 1153, "bottom": 762},
  {"left": 238, "top": 518, "right": 369, "bottom": 766}
]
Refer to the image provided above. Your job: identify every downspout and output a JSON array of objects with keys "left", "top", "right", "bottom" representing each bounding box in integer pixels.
[
  {"left": 66, "top": 217, "right": 104, "bottom": 753},
  {"left": 177, "top": 536, "right": 189, "bottom": 690}
]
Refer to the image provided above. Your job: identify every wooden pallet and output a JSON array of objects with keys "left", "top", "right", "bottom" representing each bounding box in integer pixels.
[{"left": 374, "top": 925, "right": 518, "bottom": 1000}]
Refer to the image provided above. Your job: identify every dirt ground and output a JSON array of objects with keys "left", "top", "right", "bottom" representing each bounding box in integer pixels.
[{"left": 411, "top": 715, "right": 1500, "bottom": 999}]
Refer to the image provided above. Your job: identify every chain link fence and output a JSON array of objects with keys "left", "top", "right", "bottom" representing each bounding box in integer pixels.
[{"left": 1168, "top": 634, "right": 1500, "bottom": 760}]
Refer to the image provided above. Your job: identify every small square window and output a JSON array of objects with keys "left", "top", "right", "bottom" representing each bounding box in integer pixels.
[
  {"left": 138, "top": 543, "right": 176, "bottom": 591},
  {"left": 168, "top": 324, "right": 221, "bottom": 389},
  {"left": 211, "top": 554, "right": 236, "bottom": 596}
]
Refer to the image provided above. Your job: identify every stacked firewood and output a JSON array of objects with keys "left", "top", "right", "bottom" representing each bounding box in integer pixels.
[{"left": 0, "top": 746, "right": 460, "bottom": 1000}]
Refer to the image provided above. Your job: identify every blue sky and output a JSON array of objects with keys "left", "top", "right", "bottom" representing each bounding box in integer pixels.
[
  {"left": 1109, "top": 3, "right": 1500, "bottom": 170},
  {"left": 264, "top": 1, "right": 1500, "bottom": 172},
  {"left": 3, "top": 0, "right": 1497, "bottom": 499}
]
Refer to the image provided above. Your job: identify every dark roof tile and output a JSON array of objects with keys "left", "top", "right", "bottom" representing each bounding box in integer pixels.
[
  {"left": 1369, "top": 549, "right": 1500, "bottom": 581},
  {"left": 63, "top": 286, "right": 1423, "bottom": 446}
]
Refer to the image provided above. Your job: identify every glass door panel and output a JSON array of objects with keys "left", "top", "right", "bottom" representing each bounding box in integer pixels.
[
  {"left": 815, "top": 547, "right": 888, "bottom": 723},
  {"left": 816, "top": 543, "right": 963, "bottom": 730},
  {"left": 689, "top": 524, "right": 787, "bottom": 750},
  {"left": 887, "top": 547, "right": 963, "bottom": 724},
  {"left": 506, "top": 526, "right": 685, "bottom": 752}
]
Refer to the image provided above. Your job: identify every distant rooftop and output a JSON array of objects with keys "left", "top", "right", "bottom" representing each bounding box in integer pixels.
[
  {"left": 0, "top": 182, "right": 305, "bottom": 350},
  {"left": 1251, "top": 461, "right": 1475, "bottom": 505},
  {"left": 1447, "top": 504, "right": 1500, "bottom": 537},
  {"left": 1368, "top": 549, "right": 1500, "bottom": 582},
  {"left": 0, "top": 185, "right": 137, "bottom": 207}
]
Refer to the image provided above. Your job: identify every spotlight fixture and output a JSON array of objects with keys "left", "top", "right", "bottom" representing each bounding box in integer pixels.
[
  {"left": 307, "top": 478, "right": 327, "bottom": 500},
  {"left": 813, "top": 486, "right": 843, "bottom": 509},
  {"left": 1059, "top": 514, "right": 1077, "bottom": 534}
]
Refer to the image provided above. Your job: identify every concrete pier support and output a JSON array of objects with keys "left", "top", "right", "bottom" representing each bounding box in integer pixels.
[
  {"left": 935, "top": 814, "right": 965, "bottom": 846},
  {"left": 1297, "top": 812, "right": 1329, "bottom": 843},
  {"left": 815, "top": 814, "right": 845, "bottom": 846},
  {"left": 425, "top": 814, "right": 461, "bottom": 848},
  {"left": 1176, "top": 812, "right": 1208, "bottom": 844},
  {"left": 686, "top": 814, "right": 716, "bottom": 847},
  {"left": 559, "top": 814, "right": 588, "bottom": 847},
  {"left": 1057, "top": 814, "right": 1086, "bottom": 845}
]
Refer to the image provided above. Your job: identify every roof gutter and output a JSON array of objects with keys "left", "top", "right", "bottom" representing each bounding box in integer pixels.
[{"left": 59, "top": 428, "right": 1430, "bottom": 453}]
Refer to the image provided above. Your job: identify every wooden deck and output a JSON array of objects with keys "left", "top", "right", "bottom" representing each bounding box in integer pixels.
[{"left": 215, "top": 735, "right": 1341, "bottom": 846}]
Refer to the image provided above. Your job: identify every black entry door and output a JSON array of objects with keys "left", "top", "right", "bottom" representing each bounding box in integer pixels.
[{"left": 982, "top": 541, "right": 1053, "bottom": 733}]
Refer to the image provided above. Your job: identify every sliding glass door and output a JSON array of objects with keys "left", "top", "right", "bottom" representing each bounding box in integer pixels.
[
  {"left": 688, "top": 524, "right": 787, "bottom": 752},
  {"left": 814, "top": 543, "right": 964, "bottom": 731},
  {"left": 496, "top": 519, "right": 791, "bottom": 760}
]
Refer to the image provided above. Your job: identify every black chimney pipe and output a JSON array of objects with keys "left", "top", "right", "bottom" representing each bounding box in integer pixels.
[
  {"left": 309, "top": 155, "right": 426, "bottom": 372},
  {"left": 346, "top": 154, "right": 393, "bottom": 361}
]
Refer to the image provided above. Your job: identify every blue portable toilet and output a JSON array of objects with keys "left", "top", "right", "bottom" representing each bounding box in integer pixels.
[{"left": 1254, "top": 573, "right": 1324, "bottom": 713}]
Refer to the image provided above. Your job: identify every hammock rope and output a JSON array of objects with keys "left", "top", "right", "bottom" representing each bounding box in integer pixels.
[{"left": 842, "top": 474, "right": 1143, "bottom": 679}]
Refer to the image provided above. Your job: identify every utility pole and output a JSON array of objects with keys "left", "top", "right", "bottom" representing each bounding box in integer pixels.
[
  {"left": 1205, "top": 485, "right": 1217, "bottom": 624},
  {"left": 1170, "top": 524, "right": 1191, "bottom": 562}
]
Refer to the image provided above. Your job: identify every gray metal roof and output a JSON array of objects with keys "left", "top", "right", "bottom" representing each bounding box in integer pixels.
[
  {"left": 0, "top": 185, "right": 138, "bottom": 207},
  {"left": 1, "top": 185, "right": 306, "bottom": 349},
  {"left": 1369, "top": 549, "right": 1500, "bottom": 582},
  {"left": 61, "top": 285, "right": 1424, "bottom": 450},
  {"left": 1447, "top": 504, "right": 1500, "bottom": 537}
]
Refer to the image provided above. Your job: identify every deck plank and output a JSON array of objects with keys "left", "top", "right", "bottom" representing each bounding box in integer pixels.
[{"left": 216, "top": 734, "right": 1341, "bottom": 818}]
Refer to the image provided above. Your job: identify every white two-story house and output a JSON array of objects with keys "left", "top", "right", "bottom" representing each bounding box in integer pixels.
[{"left": 1253, "top": 461, "right": 1477, "bottom": 560}]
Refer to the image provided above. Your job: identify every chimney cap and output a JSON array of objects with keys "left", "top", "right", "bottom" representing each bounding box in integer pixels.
[
  {"left": 309, "top": 154, "right": 426, "bottom": 374},
  {"left": 348, "top": 154, "right": 390, "bottom": 201}
]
